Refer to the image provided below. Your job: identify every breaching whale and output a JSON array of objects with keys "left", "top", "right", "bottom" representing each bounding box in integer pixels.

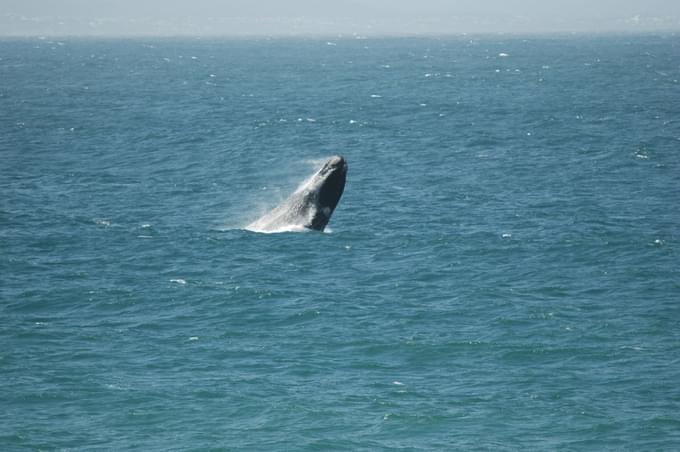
[{"left": 246, "top": 155, "right": 347, "bottom": 233}]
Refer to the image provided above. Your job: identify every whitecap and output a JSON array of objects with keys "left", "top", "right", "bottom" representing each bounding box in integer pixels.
[
  {"left": 620, "top": 345, "right": 644, "bottom": 351},
  {"left": 245, "top": 224, "right": 310, "bottom": 234},
  {"left": 499, "top": 52, "right": 509, "bottom": 57},
  {"left": 170, "top": 279, "right": 187, "bottom": 285}
]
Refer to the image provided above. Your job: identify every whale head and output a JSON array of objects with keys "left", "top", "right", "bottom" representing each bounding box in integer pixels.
[{"left": 307, "top": 155, "right": 347, "bottom": 230}]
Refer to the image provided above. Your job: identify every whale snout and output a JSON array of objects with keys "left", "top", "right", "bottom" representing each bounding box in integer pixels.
[
  {"left": 329, "top": 155, "right": 346, "bottom": 168},
  {"left": 322, "top": 155, "right": 347, "bottom": 176}
]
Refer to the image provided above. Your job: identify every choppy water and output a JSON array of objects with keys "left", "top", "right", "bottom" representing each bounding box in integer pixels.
[{"left": 2, "top": 35, "right": 680, "bottom": 450}]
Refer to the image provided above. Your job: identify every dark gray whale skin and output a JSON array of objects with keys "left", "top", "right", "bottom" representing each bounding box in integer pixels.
[{"left": 247, "top": 156, "right": 347, "bottom": 232}]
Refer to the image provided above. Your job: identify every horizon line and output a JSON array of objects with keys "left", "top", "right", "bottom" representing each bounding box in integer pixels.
[{"left": 1, "top": 29, "right": 678, "bottom": 40}]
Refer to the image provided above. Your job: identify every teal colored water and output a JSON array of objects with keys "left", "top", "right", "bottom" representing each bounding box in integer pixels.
[{"left": 2, "top": 35, "right": 680, "bottom": 450}]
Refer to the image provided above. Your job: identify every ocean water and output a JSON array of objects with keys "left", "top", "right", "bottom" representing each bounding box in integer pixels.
[{"left": 1, "top": 34, "right": 680, "bottom": 450}]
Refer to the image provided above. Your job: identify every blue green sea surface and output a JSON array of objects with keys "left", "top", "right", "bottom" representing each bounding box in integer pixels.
[{"left": 2, "top": 34, "right": 680, "bottom": 450}]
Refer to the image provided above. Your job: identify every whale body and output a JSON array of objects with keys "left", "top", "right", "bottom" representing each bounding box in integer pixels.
[{"left": 246, "top": 155, "right": 347, "bottom": 233}]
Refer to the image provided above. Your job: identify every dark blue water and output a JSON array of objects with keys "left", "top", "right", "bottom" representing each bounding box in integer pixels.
[{"left": 2, "top": 35, "right": 680, "bottom": 450}]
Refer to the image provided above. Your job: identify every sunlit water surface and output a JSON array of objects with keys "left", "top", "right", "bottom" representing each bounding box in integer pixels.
[{"left": 2, "top": 35, "right": 680, "bottom": 450}]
